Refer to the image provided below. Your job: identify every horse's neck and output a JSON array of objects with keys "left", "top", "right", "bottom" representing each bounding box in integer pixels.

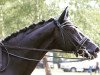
[
  {"left": 1, "top": 21, "right": 56, "bottom": 75},
  {"left": 4, "top": 21, "right": 56, "bottom": 48},
  {"left": 3, "top": 21, "right": 56, "bottom": 64},
  {"left": 21, "top": 25, "right": 55, "bottom": 47}
]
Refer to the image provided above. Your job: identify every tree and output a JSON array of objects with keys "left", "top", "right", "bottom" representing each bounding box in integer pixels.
[
  {"left": 69, "top": 0, "right": 100, "bottom": 46},
  {"left": 0, "top": 0, "right": 62, "bottom": 38},
  {"left": 0, "top": 0, "right": 100, "bottom": 61}
]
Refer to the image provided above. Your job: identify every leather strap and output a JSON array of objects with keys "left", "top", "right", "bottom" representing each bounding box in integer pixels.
[{"left": 0, "top": 44, "right": 2, "bottom": 70}]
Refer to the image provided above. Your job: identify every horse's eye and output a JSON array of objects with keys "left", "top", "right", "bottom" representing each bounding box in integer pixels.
[{"left": 69, "top": 28, "right": 77, "bottom": 34}]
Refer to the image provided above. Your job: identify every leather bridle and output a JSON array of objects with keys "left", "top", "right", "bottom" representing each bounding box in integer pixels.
[
  {"left": 0, "top": 19, "right": 89, "bottom": 72},
  {"left": 54, "top": 20, "right": 89, "bottom": 56}
]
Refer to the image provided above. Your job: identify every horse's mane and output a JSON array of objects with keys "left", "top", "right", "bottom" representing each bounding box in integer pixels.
[{"left": 2, "top": 18, "right": 54, "bottom": 42}]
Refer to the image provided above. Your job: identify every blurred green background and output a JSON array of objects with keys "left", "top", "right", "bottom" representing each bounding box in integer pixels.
[{"left": 0, "top": 0, "right": 100, "bottom": 58}]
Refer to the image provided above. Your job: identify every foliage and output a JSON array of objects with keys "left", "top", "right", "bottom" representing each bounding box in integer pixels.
[
  {"left": 69, "top": 0, "right": 100, "bottom": 46},
  {"left": 0, "top": 0, "right": 100, "bottom": 58},
  {"left": 0, "top": 0, "right": 61, "bottom": 37}
]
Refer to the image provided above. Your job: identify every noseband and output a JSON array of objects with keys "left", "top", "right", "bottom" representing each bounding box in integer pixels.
[{"left": 0, "top": 43, "right": 10, "bottom": 72}]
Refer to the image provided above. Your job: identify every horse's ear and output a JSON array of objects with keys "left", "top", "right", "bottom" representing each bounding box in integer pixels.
[{"left": 58, "top": 6, "right": 69, "bottom": 24}]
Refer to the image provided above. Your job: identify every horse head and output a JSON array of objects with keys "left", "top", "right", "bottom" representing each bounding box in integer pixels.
[{"left": 54, "top": 7, "right": 99, "bottom": 59}]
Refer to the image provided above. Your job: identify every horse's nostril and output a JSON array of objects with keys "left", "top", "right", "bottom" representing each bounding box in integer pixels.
[
  {"left": 78, "top": 50, "right": 83, "bottom": 54},
  {"left": 95, "top": 47, "right": 100, "bottom": 53},
  {"left": 84, "top": 53, "right": 88, "bottom": 58}
]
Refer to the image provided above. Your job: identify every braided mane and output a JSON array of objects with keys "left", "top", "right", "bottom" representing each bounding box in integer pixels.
[{"left": 2, "top": 18, "right": 54, "bottom": 42}]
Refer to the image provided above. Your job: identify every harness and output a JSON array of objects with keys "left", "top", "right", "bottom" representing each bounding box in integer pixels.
[
  {"left": 54, "top": 20, "right": 89, "bottom": 56},
  {"left": 0, "top": 20, "right": 89, "bottom": 72}
]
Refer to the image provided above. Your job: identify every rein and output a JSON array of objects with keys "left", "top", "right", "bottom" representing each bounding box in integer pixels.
[
  {"left": 0, "top": 43, "right": 88, "bottom": 72},
  {"left": 0, "top": 42, "right": 88, "bottom": 72},
  {"left": 0, "top": 20, "right": 89, "bottom": 72}
]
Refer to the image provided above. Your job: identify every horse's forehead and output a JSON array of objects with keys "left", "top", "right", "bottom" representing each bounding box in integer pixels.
[
  {"left": 65, "top": 25, "right": 79, "bottom": 34},
  {"left": 70, "top": 26, "right": 82, "bottom": 34}
]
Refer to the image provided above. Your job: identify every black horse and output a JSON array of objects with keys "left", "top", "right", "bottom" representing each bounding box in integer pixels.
[{"left": 0, "top": 7, "right": 99, "bottom": 75}]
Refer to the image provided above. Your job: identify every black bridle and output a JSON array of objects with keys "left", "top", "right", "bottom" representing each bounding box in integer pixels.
[
  {"left": 54, "top": 20, "right": 90, "bottom": 56},
  {"left": 0, "top": 20, "right": 89, "bottom": 72}
]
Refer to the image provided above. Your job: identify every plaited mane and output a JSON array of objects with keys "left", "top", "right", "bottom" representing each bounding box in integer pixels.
[{"left": 2, "top": 18, "right": 54, "bottom": 42}]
